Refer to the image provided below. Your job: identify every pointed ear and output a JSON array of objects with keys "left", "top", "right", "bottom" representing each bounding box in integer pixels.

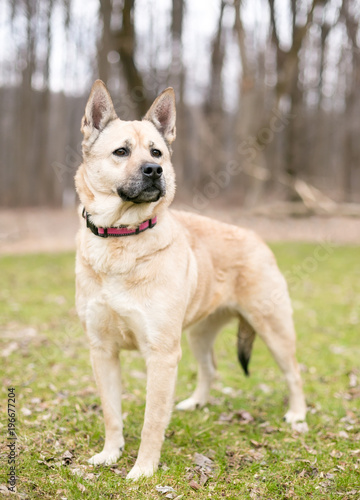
[
  {"left": 81, "top": 80, "right": 117, "bottom": 140},
  {"left": 144, "top": 88, "right": 176, "bottom": 144}
]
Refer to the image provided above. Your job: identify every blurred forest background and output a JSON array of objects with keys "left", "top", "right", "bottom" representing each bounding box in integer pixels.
[{"left": 1, "top": 0, "right": 360, "bottom": 211}]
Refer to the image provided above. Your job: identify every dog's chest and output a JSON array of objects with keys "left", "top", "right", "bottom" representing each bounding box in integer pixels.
[{"left": 81, "top": 263, "right": 166, "bottom": 350}]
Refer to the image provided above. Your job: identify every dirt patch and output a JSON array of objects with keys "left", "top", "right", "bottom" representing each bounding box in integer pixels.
[{"left": 0, "top": 206, "right": 359, "bottom": 255}]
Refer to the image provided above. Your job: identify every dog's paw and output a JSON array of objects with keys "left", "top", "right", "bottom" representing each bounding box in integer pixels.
[
  {"left": 126, "top": 463, "right": 155, "bottom": 480},
  {"left": 284, "top": 409, "right": 307, "bottom": 424},
  {"left": 88, "top": 447, "right": 123, "bottom": 466},
  {"left": 176, "top": 397, "right": 203, "bottom": 411}
]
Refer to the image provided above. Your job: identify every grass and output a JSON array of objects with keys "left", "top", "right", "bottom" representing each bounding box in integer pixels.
[{"left": 0, "top": 243, "right": 359, "bottom": 499}]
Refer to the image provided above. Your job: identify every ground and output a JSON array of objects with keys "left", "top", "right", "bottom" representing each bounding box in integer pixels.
[{"left": 0, "top": 240, "right": 359, "bottom": 499}]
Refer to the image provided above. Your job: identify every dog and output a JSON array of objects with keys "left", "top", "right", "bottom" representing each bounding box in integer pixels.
[{"left": 75, "top": 80, "right": 306, "bottom": 480}]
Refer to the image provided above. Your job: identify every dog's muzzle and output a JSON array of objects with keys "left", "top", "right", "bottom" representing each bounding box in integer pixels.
[{"left": 117, "top": 163, "right": 166, "bottom": 204}]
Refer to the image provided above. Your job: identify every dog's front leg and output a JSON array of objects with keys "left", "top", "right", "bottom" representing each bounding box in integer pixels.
[
  {"left": 88, "top": 347, "right": 124, "bottom": 466},
  {"left": 127, "top": 346, "right": 181, "bottom": 480}
]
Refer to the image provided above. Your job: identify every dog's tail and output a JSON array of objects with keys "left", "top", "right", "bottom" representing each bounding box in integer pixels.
[{"left": 237, "top": 315, "right": 256, "bottom": 376}]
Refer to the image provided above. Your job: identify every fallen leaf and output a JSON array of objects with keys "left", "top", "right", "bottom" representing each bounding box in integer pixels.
[
  {"left": 330, "top": 449, "right": 343, "bottom": 458},
  {"left": 304, "top": 444, "right": 317, "bottom": 455},
  {"left": 258, "top": 383, "right": 272, "bottom": 394},
  {"left": 221, "top": 386, "right": 235, "bottom": 395},
  {"left": 189, "top": 479, "right": 201, "bottom": 490},
  {"left": 264, "top": 426, "right": 278, "bottom": 434},
  {"left": 21, "top": 407, "right": 32, "bottom": 416},
  {"left": 236, "top": 410, "right": 254, "bottom": 423},
  {"left": 250, "top": 440, "right": 263, "bottom": 448},
  {"left": 129, "top": 370, "right": 146, "bottom": 380},
  {"left": 77, "top": 483, "right": 86, "bottom": 493},
  {"left": 83, "top": 473, "right": 96, "bottom": 481},
  {"left": 349, "top": 372, "right": 358, "bottom": 388},
  {"left": 70, "top": 467, "right": 83, "bottom": 477},
  {"left": 291, "top": 421, "right": 309, "bottom": 433},
  {"left": 350, "top": 449, "right": 360, "bottom": 455},
  {"left": 330, "top": 345, "right": 346, "bottom": 355},
  {"left": 194, "top": 453, "right": 213, "bottom": 468},
  {"left": 155, "top": 485, "right": 176, "bottom": 495},
  {"left": 199, "top": 472, "right": 209, "bottom": 486},
  {"left": 0, "top": 485, "right": 10, "bottom": 496},
  {"left": 218, "top": 412, "right": 234, "bottom": 422},
  {"left": 111, "top": 467, "right": 127, "bottom": 478},
  {"left": 248, "top": 450, "right": 264, "bottom": 461},
  {"left": 61, "top": 450, "right": 74, "bottom": 465},
  {"left": 1, "top": 342, "right": 18, "bottom": 357}
]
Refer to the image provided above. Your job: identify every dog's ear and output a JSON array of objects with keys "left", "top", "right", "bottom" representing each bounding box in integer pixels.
[
  {"left": 144, "top": 88, "right": 176, "bottom": 144},
  {"left": 81, "top": 80, "right": 117, "bottom": 140}
]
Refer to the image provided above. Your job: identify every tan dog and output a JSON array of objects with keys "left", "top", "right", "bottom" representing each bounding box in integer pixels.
[{"left": 75, "top": 80, "right": 306, "bottom": 480}]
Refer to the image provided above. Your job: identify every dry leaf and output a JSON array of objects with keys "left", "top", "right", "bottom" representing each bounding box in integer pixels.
[
  {"left": 77, "top": 483, "right": 86, "bottom": 493},
  {"left": 1, "top": 342, "right": 18, "bottom": 357},
  {"left": 218, "top": 412, "right": 234, "bottom": 422},
  {"left": 155, "top": 485, "right": 176, "bottom": 495},
  {"left": 61, "top": 450, "right": 74, "bottom": 465},
  {"left": 291, "top": 421, "right": 309, "bottom": 433},
  {"left": 236, "top": 410, "right": 254, "bottom": 423},
  {"left": 111, "top": 467, "right": 127, "bottom": 478},
  {"left": 304, "top": 444, "right": 317, "bottom": 455},
  {"left": 189, "top": 479, "right": 201, "bottom": 490},
  {"left": 349, "top": 372, "right": 358, "bottom": 388},
  {"left": 0, "top": 485, "right": 10, "bottom": 496},
  {"left": 199, "top": 473, "right": 209, "bottom": 486},
  {"left": 250, "top": 440, "right": 263, "bottom": 448},
  {"left": 194, "top": 453, "right": 213, "bottom": 468},
  {"left": 330, "top": 449, "right": 343, "bottom": 458},
  {"left": 258, "top": 383, "right": 272, "bottom": 394},
  {"left": 221, "top": 386, "right": 235, "bottom": 395},
  {"left": 350, "top": 449, "right": 360, "bottom": 455}
]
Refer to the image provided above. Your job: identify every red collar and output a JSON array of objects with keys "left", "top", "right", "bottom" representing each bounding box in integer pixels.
[{"left": 82, "top": 208, "right": 157, "bottom": 238}]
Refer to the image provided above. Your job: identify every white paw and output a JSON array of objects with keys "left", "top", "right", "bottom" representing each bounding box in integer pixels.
[
  {"left": 176, "top": 397, "right": 203, "bottom": 411},
  {"left": 88, "top": 448, "right": 122, "bottom": 466},
  {"left": 126, "top": 463, "right": 155, "bottom": 480},
  {"left": 284, "top": 409, "right": 307, "bottom": 424}
]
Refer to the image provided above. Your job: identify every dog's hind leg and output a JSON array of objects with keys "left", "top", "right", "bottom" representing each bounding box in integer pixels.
[
  {"left": 238, "top": 283, "right": 307, "bottom": 424},
  {"left": 176, "top": 310, "right": 232, "bottom": 411}
]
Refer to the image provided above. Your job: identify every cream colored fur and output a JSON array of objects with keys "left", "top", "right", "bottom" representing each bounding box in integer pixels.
[{"left": 75, "top": 80, "right": 306, "bottom": 480}]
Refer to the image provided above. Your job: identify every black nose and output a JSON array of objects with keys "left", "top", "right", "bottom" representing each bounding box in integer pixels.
[{"left": 142, "top": 163, "right": 163, "bottom": 180}]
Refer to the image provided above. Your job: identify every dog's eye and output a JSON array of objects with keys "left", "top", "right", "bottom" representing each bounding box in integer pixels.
[
  {"left": 113, "top": 147, "right": 129, "bottom": 157},
  {"left": 151, "top": 148, "right": 162, "bottom": 158}
]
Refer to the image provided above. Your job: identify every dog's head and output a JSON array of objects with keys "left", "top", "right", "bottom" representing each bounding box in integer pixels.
[{"left": 75, "top": 80, "right": 176, "bottom": 227}]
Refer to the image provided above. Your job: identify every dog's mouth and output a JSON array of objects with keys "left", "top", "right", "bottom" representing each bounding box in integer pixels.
[{"left": 117, "top": 181, "right": 166, "bottom": 204}]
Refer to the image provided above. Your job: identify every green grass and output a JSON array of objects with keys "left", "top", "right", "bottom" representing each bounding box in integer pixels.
[{"left": 0, "top": 244, "right": 359, "bottom": 499}]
